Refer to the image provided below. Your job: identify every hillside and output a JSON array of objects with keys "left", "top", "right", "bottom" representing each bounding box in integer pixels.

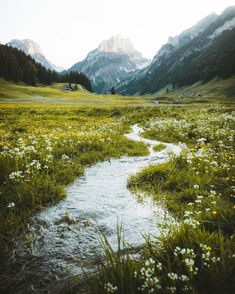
[
  {"left": 0, "top": 79, "right": 150, "bottom": 107},
  {"left": 117, "top": 6, "right": 235, "bottom": 95},
  {"left": 0, "top": 44, "right": 92, "bottom": 91}
]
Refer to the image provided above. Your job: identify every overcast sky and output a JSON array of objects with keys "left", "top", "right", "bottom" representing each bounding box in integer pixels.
[{"left": 0, "top": 0, "right": 234, "bottom": 68}]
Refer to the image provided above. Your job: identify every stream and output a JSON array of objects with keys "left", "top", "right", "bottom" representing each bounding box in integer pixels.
[{"left": 1, "top": 125, "right": 181, "bottom": 294}]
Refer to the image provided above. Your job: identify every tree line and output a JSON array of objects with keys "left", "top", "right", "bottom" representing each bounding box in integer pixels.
[{"left": 0, "top": 44, "right": 92, "bottom": 91}]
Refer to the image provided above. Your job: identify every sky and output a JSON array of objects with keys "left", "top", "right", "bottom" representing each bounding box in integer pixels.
[{"left": 0, "top": 0, "right": 234, "bottom": 68}]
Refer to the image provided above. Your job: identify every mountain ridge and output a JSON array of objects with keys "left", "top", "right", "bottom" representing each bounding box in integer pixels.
[
  {"left": 7, "top": 39, "right": 65, "bottom": 72},
  {"left": 117, "top": 6, "right": 235, "bottom": 95}
]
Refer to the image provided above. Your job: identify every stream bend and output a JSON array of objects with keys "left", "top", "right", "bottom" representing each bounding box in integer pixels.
[{"left": 3, "top": 125, "right": 182, "bottom": 293}]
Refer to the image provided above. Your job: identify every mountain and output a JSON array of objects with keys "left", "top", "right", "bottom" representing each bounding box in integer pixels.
[
  {"left": 69, "top": 35, "right": 150, "bottom": 93},
  {"left": 167, "top": 12, "right": 218, "bottom": 48},
  {"left": 117, "top": 6, "right": 235, "bottom": 95},
  {"left": 7, "top": 39, "right": 65, "bottom": 72}
]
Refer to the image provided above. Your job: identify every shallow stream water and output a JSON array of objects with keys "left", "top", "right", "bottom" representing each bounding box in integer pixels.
[{"left": 1, "top": 125, "right": 181, "bottom": 293}]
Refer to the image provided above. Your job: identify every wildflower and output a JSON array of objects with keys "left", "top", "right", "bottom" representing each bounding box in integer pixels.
[
  {"left": 210, "top": 190, "right": 216, "bottom": 195},
  {"left": 9, "top": 171, "right": 24, "bottom": 182},
  {"left": 168, "top": 272, "right": 178, "bottom": 281},
  {"left": 184, "top": 210, "right": 193, "bottom": 217},
  {"left": 197, "top": 195, "right": 204, "bottom": 199},
  {"left": 193, "top": 184, "right": 199, "bottom": 189},
  {"left": 46, "top": 146, "right": 53, "bottom": 152},
  {"left": 184, "top": 258, "right": 195, "bottom": 272},
  {"left": 212, "top": 211, "right": 217, "bottom": 215},
  {"left": 197, "top": 138, "right": 207, "bottom": 143},
  {"left": 182, "top": 285, "right": 192, "bottom": 292},
  {"left": 45, "top": 154, "right": 53, "bottom": 162},
  {"left": 104, "top": 282, "right": 118, "bottom": 293},
  {"left": 187, "top": 202, "right": 194, "bottom": 206},
  {"left": 180, "top": 275, "right": 189, "bottom": 282},
  {"left": 61, "top": 154, "right": 70, "bottom": 161},
  {"left": 167, "top": 286, "right": 177, "bottom": 293},
  {"left": 145, "top": 258, "right": 155, "bottom": 267},
  {"left": 184, "top": 218, "right": 200, "bottom": 228},
  {"left": 26, "top": 160, "right": 41, "bottom": 170},
  {"left": 156, "top": 262, "right": 162, "bottom": 271},
  {"left": 7, "top": 202, "right": 15, "bottom": 208}
]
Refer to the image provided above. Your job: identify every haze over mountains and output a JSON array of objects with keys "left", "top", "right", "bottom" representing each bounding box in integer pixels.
[
  {"left": 7, "top": 39, "right": 65, "bottom": 72},
  {"left": 5, "top": 5, "right": 235, "bottom": 95}
]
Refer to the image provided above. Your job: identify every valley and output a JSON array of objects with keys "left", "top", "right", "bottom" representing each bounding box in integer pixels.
[
  {"left": 0, "top": 87, "right": 234, "bottom": 293},
  {"left": 0, "top": 2, "right": 235, "bottom": 294}
]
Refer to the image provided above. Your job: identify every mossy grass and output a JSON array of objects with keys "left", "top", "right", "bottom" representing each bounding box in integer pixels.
[{"left": 153, "top": 143, "right": 166, "bottom": 152}]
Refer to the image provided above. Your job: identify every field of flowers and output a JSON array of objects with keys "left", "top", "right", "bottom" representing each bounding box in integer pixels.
[
  {"left": 0, "top": 105, "right": 151, "bottom": 257},
  {"left": 0, "top": 102, "right": 234, "bottom": 293},
  {"left": 93, "top": 105, "right": 235, "bottom": 294}
]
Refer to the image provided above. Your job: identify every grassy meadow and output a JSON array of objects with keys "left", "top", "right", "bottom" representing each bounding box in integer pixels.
[
  {"left": 0, "top": 80, "right": 235, "bottom": 293},
  {"left": 0, "top": 106, "right": 155, "bottom": 257},
  {"left": 91, "top": 105, "right": 235, "bottom": 294},
  {"left": 0, "top": 79, "right": 152, "bottom": 106}
]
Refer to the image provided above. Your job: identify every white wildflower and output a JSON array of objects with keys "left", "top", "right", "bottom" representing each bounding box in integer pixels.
[{"left": 7, "top": 202, "right": 15, "bottom": 208}]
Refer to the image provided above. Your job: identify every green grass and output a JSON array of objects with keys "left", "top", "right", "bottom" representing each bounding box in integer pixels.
[
  {"left": 0, "top": 80, "right": 235, "bottom": 293},
  {"left": 0, "top": 79, "right": 152, "bottom": 106},
  {"left": 88, "top": 104, "right": 235, "bottom": 294},
  {"left": 153, "top": 143, "right": 166, "bottom": 152},
  {"left": 152, "top": 76, "right": 235, "bottom": 104},
  {"left": 0, "top": 104, "right": 153, "bottom": 258}
]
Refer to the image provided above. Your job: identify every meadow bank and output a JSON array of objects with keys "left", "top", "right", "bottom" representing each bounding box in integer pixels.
[{"left": 0, "top": 84, "right": 234, "bottom": 293}]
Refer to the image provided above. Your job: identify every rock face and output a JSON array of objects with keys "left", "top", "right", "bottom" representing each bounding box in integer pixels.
[
  {"left": 117, "top": 6, "right": 235, "bottom": 95},
  {"left": 69, "top": 35, "right": 150, "bottom": 93},
  {"left": 7, "top": 39, "right": 64, "bottom": 72}
]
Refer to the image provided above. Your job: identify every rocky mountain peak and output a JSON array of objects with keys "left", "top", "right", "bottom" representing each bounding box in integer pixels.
[
  {"left": 98, "top": 35, "right": 137, "bottom": 56},
  {"left": 7, "top": 39, "right": 64, "bottom": 72},
  {"left": 8, "top": 39, "right": 42, "bottom": 56}
]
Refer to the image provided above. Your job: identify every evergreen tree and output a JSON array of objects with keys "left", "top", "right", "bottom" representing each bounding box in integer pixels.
[
  {"left": 111, "top": 87, "right": 116, "bottom": 95},
  {"left": 0, "top": 44, "right": 92, "bottom": 91}
]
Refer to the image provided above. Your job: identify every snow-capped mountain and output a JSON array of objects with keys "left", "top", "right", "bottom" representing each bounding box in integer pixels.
[
  {"left": 117, "top": 6, "right": 235, "bottom": 95},
  {"left": 69, "top": 35, "right": 150, "bottom": 93},
  {"left": 7, "top": 39, "right": 64, "bottom": 72}
]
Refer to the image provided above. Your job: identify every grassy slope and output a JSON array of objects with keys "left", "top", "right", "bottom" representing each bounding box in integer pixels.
[
  {"left": 0, "top": 79, "right": 152, "bottom": 107},
  {"left": 152, "top": 76, "right": 235, "bottom": 103}
]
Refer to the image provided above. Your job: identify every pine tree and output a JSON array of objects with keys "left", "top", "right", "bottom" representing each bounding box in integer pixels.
[{"left": 111, "top": 87, "right": 116, "bottom": 95}]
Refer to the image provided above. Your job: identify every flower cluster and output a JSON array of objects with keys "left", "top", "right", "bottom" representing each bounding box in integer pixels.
[
  {"left": 104, "top": 282, "right": 118, "bottom": 293},
  {"left": 135, "top": 258, "right": 162, "bottom": 293},
  {"left": 174, "top": 247, "right": 198, "bottom": 274},
  {"left": 9, "top": 171, "right": 24, "bottom": 182}
]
